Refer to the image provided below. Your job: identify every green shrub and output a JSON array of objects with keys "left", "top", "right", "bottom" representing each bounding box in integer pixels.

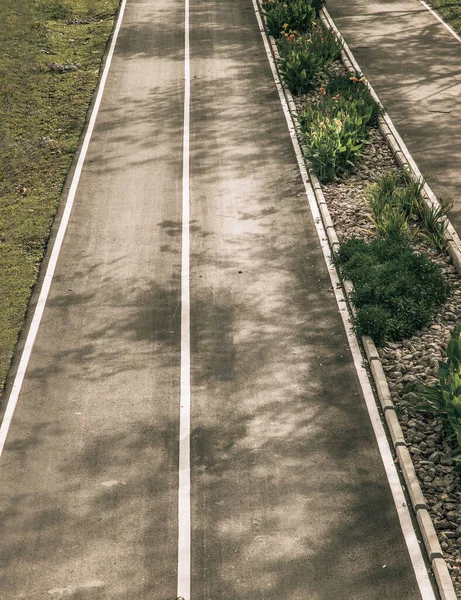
[
  {"left": 307, "top": 26, "right": 342, "bottom": 65},
  {"left": 37, "top": 0, "right": 73, "bottom": 20},
  {"left": 325, "top": 72, "right": 383, "bottom": 127},
  {"left": 365, "top": 172, "right": 423, "bottom": 238},
  {"left": 299, "top": 95, "right": 372, "bottom": 182},
  {"left": 261, "top": 0, "right": 315, "bottom": 38},
  {"left": 419, "top": 325, "right": 461, "bottom": 466},
  {"left": 278, "top": 27, "right": 342, "bottom": 94},
  {"left": 354, "top": 305, "right": 390, "bottom": 346},
  {"left": 310, "top": 0, "right": 325, "bottom": 15},
  {"left": 332, "top": 235, "right": 450, "bottom": 345},
  {"left": 278, "top": 37, "right": 324, "bottom": 93}
]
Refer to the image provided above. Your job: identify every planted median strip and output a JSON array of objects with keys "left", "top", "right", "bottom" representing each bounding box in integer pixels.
[{"left": 259, "top": 0, "right": 461, "bottom": 595}]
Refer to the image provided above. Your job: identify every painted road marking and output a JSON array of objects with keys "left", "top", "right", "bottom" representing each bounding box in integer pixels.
[
  {"left": 0, "top": 0, "right": 129, "bottom": 458},
  {"left": 251, "top": 1, "right": 436, "bottom": 598},
  {"left": 177, "top": 0, "right": 191, "bottom": 596}
]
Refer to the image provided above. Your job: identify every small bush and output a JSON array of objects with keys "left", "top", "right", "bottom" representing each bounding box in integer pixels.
[
  {"left": 299, "top": 95, "right": 372, "bottom": 182},
  {"left": 307, "top": 26, "right": 342, "bottom": 65},
  {"left": 415, "top": 196, "right": 453, "bottom": 252},
  {"left": 278, "top": 28, "right": 341, "bottom": 94},
  {"left": 310, "top": 0, "right": 325, "bottom": 15},
  {"left": 354, "top": 305, "right": 390, "bottom": 346},
  {"left": 325, "top": 72, "right": 383, "bottom": 127},
  {"left": 278, "top": 36, "right": 324, "bottom": 94},
  {"left": 261, "top": 0, "right": 316, "bottom": 38},
  {"left": 366, "top": 172, "right": 452, "bottom": 250},
  {"left": 332, "top": 234, "right": 450, "bottom": 345},
  {"left": 419, "top": 325, "right": 461, "bottom": 466}
]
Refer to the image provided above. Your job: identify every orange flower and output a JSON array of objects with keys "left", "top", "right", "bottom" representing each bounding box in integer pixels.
[{"left": 350, "top": 76, "right": 359, "bottom": 83}]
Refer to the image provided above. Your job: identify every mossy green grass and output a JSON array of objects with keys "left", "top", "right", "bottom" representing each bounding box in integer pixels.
[{"left": 0, "top": 0, "right": 120, "bottom": 396}]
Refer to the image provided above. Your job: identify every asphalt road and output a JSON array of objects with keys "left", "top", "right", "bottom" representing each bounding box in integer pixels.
[
  {"left": 327, "top": 0, "right": 461, "bottom": 236},
  {"left": 0, "top": 0, "right": 432, "bottom": 598}
]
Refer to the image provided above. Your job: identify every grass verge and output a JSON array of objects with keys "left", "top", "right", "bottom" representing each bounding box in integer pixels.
[
  {"left": 0, "top": 0, "right": 120, "bottom": 395},
  {"left": 425, "top": 0, "right": 461, "bottom": 35}
]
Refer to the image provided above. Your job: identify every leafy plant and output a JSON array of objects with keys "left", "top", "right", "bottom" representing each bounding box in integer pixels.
[
  {"left": 261, "top": 0, "right": 291, "bottom": 38},
  {"left": 365, "top": 171, "right": 424, "bottom": 238},
  {"left": 419, "top": 325, "right": 461, "bottom": 467},
  {"left": 415, "top": 196, "right": 453, "bottom": 252},
  {"left": 307, "top": 26, "right": 343, "bottom": 65},
  {"left": 332, "top": 234, "right": 450, "bottom": 345},
  {"left": 310, "top": 0, "right": 325, "bottom": 15},
  {"left": 278, "top": 27, "right": 341, "bottom": 94},
  {"left": 299, "top": 95, "right": 372, "bottom": 182},
  {"left": 325, "top": 72, "right": 383, "bottom": 127},
  {"left": 278, "top": 36, "right": 324, "bottom": 93},
  {"left": 261, "top": 0, "right": 316, "bottom": 38},
  {"left": 368, "top": 203, "right": 409, "bottom": 239}
]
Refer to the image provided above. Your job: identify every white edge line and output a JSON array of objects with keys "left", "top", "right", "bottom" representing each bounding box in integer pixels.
[
  {"left": 177, "top": 0, "right": 191, "bottom": 595},
  {"left": 251, "top": 2, "right": 436, "bottom": 599},
  {"left": 0, "top": 0, "right": 128, "bottom": 458},
  {"left": 419, "top": 0, "right": 461, "bottom": 44}
]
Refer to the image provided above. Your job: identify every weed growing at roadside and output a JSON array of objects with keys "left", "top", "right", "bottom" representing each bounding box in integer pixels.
[
  {"left": 325, "top": 72, "right": 383, "bottom": 127},
  {"left": 332, "top": 235, "right": 450, "bottom": 345},
  {"left": 261, "top": 0, "right": 316, "bottom": 38},
  {"left": 419, "top": 325, "right": 461, "bottom": 467},
  {"left": 299, "top": 95, "right": 372, "bottom": 182}
]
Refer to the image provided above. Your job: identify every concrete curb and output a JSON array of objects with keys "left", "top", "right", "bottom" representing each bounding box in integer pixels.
[
  {"left": 256, "top": 4, "right": 457, "bottom": 600},
  {"left": 320, "top": 7, "right": 461, "bottom": 279}
]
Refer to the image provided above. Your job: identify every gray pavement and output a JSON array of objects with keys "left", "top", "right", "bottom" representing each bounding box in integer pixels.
[
  {"left": 0, "top": 0, "right": 431, "bottom": 598},
  {"left": 327, "top": 0, "right": 461, "bottom": 234}
]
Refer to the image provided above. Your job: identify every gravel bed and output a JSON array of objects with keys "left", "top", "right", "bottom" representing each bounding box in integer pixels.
[{"left": 294, "top": 60, "right": 461, "bottom": 595}]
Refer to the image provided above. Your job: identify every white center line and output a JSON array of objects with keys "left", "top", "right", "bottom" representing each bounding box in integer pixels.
[
  {"left": 177, "top": 0, "right": 191, "bottom": 596},
  {"left": 0, "top": 0, "right": 128, "bottom": 458}
]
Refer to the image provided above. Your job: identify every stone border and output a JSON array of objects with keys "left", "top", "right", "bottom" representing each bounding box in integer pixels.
[{"left": 256, "top": 3, "right": 458, "bottom": 599}]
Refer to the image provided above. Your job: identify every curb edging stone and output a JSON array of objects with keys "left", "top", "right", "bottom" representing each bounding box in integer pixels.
[{"left": 255, "top": 3, "right": 458, "bottom": 599}]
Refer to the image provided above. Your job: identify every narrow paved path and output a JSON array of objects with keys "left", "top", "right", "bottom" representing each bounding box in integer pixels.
[
  {"left": 0, "top": 0, "right": 432, "bottom": 598},
  {"left": 327, "top": 0, "right": 461, "bottom": 235}
]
